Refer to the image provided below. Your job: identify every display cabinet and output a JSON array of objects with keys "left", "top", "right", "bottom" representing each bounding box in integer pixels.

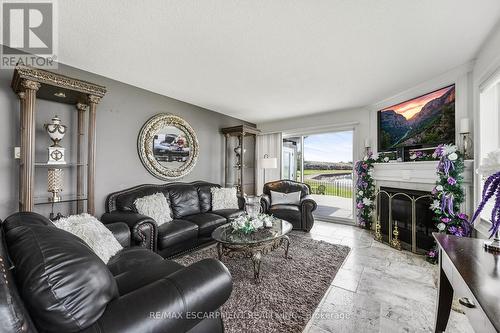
[
  {"left": 11, "top": 64, "right": 106, "bottom": 216},
  {"left": 221, "top": 125, "right": 260, "bottom": 195}
]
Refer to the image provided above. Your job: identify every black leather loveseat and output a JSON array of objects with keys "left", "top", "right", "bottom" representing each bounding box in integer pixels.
[
  {"left": 102, "top": 181, "right": 245, "bottom": 258},
  {"left": 0, "top": 212, "right": 232, "bottom": 333},
  {"left": 261, "top": 180, "right": 317, "bottom": 232}
]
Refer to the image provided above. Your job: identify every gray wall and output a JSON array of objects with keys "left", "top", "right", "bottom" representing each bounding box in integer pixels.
[{"left": 0, "top": 63, "right": 252, "bottom": 218}]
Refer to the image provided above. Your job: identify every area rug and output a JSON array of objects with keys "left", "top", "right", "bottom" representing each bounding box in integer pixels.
[{"left": 174, "top": 233, "right": 350, "bottom": 333}]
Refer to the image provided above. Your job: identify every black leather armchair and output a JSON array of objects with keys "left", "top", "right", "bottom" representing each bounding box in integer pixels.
[
  {"left": 0, "top": 212, "right": 232, "bottom": 333},
  {"left": 261, "top": 180, "right": 317, "bottom": 231}
]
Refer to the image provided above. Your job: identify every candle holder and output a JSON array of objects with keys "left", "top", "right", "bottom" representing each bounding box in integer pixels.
[
  {"left": 374, "top": 219, "right": 382, "bottom": 242},
  {"left": 390, "top": 222, "right": 402, "bottom": 250},
  {"left": 460, "top": 132, "right": 473, "bottom": 159},
  {"left": 48, "top": 168, "right": 63, "bottom": 202}
]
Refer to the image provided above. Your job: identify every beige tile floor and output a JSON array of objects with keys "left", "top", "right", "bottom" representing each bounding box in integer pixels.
[{"left": 301, "top": 221, "right": 474, "bottom": 333}]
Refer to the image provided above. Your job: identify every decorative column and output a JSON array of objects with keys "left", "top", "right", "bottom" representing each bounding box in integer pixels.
[
  {"left": 18, "top": 91, "right": 25, "bottom": 210},
  {"left": 240, "top": 133, "right": 245, "bottom": 195},
  {"left": 76, "top": 103, "right": 87, "bottom": 213},
  {"left": 20, "top": 80, "right": 40, "bottom": 211},
  {"left": 224, "top": 133, "right": 230, "bottom": 188},
  {"left": 87, "top": 95, "right": 100, "bottom": 215}
]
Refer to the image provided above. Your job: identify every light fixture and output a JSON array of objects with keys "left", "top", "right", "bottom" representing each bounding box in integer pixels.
[
  {"left": 364, "top": 138, "right": 371, "bottom": 155},
  {"left": 459, "top": 118, "right": 472, "bottom": 159},
  {"left": 260, "top": 154, "right": 278, "bottom": 185},
  {"left": 54, "top": 92, "right": 66, "bottom": 98}
]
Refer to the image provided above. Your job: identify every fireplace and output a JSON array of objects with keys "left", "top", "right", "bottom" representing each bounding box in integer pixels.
[{"left": 376, "top": 187, "right": 435, "bottom": 253}]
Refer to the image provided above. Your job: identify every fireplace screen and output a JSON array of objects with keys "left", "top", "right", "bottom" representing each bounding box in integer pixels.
[{"left": 375, "top": 187, "right": 435, "bottom": 254}]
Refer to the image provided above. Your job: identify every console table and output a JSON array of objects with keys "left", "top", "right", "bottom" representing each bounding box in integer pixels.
[{"left": 434, "top": 233, "right": 500, "bottom": 333}]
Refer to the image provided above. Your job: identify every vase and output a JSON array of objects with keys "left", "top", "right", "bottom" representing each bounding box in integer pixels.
[
  {"left": 245, "top": 195, "right": 261, "bottom": 218},
  {"left": 44, "top": 115, "right": 67, "bottom": 164},
  {"left": 44, "top": 115, "right": 67, "bottom": 147}
]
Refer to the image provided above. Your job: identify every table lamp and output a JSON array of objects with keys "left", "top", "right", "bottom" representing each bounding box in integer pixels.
[{"left": 260, "top": 154, "right": 278, "bottom": 185}]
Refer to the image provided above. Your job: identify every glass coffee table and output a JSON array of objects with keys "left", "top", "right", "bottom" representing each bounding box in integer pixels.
[{"left": 212, "top": 219, "right": 292, "bottom": 282}]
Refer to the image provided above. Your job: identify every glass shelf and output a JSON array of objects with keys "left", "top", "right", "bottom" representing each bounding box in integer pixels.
[
  {"left": 34, "top": 195, "right": 87, "bottom": 205},
  {"left": 34, "top": 162, "right": 87, "bottom": 168}
]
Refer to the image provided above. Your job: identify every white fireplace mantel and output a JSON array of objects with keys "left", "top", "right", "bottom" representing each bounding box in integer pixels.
[{"left": 372, "top": 160, "right": 475, "bottom": 214}]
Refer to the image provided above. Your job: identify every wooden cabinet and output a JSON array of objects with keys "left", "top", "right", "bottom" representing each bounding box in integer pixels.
[
  {"left": 11, "top": 64, "right": 106, "bottom": 216},
  {"left": 221, "top": 125, "right": 260, "bottom": 195}
]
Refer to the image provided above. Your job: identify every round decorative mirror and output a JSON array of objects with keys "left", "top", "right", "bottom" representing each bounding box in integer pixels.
[{"left": 137, "top": 113, "right": 199, "bottom": 180}]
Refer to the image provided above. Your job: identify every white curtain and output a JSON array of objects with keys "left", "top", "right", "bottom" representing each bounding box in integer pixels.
[{"left": 255, "top": 132, "right": 282, "bottom": 195}]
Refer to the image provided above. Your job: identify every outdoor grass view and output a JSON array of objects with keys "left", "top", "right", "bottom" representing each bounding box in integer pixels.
[
  {"left": 303, "top": 167, "right": 353, "bottom": 198},
  {"left": 284, "top": 131, "right": 354, "bottom": 220}
]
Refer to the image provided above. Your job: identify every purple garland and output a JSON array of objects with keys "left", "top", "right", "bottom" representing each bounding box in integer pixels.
[
  {"left": 441, "top": 194, "right": 455, "bottom": 217},
  {"left": 470, "top": 172, "right": 500, "bottom": 237},
  {"left": 427, "top": 145, "right": 469, "bottom": 263},
  {"left": 355, "top": 156, "right": 376, "bottom": 229}
]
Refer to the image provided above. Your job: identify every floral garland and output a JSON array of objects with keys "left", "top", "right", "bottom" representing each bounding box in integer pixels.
[
  {"left": 355, "top": 151, "right": 395, "bottom": 229},
  {"left": 354, "top": 145, "right": 471, "bottom": 261},
  {"left": 409, "top": 150, "right": 438, "bottom": 161},
  {"left": 427, "top": 144, "right": 471, "bottom": 263},
  {"left": 355, "top": 152, "right": 378, "bottom": 229}
]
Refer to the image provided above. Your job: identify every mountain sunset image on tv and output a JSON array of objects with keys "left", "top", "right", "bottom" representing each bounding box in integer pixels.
[{"left": 378, "top": 85, "right": 455, "bottom": 152}]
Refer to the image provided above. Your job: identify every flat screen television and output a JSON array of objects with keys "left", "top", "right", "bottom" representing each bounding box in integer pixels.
[{"left": 377, "top": 84, "right": 455, "bottom": 152}]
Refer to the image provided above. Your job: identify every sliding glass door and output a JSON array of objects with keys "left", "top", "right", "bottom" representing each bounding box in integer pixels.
[{"left": 283, "top": 131, "right": 354, "bottom": 222}]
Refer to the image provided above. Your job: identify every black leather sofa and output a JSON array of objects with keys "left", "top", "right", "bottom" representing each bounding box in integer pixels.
[
  {"left": 102, "top": 181, "right": 245, "bottom": 258},
  {"left": 261, "top": 180, "right": 317, "bottom": 232},
  {"left": 0, "top": 212, "right": 232, "bottom": 333}
]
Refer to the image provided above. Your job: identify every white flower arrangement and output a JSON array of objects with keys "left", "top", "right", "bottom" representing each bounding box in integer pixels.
[
  {"left": 448, "top": 152, "right": 458, "bottom": 161},
  {"left": 442, "top": 144, "right": 457, "bottom": 155},
  {"left": 231, "top": 213, "right": 275, "bottom": 234},
  {"left": 477, "top": 149, "right": 500, "bottom": 177},
  {"left": 362, "top": 197, "right": 373, "bottom": 206},
  {"left": 430, "top": 200, "right": 441, "bottom": 211}
]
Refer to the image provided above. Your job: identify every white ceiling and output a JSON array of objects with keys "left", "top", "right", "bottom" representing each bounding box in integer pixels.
[{"left": 58, "top": 1, "right": 500, "bottom": 123}]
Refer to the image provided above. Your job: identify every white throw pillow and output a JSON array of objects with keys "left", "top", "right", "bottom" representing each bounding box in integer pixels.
[
  {"left": 53, "top": 213, "right": 123, "bottom": 264},
  {"left": 211, "top": 187, "right": 239, "bottom": 210},
  {"left": 134, "top": 192, "right": 172, "bottom": 226},
  {"left": 270, "top": 190, "right": 301, "bottom": 206}
]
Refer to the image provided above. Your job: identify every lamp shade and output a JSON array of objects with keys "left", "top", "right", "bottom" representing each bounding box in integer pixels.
[
  {"left": 460, "top": 118, "right": 470, "bottom": 134},
  {"left": 260, "top": 157, "right": 278, "bottom": 169},
  {"left": 364, "top": 138, "right": 371, "bottom": 148}
]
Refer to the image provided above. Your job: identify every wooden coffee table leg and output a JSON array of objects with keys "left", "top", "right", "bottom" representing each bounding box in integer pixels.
[
  {"left": 282, "top": 235, "right": 291, "bottom": 259},
  {"left": 252, "top": 251, "right": 262, "bottom": 282}
]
